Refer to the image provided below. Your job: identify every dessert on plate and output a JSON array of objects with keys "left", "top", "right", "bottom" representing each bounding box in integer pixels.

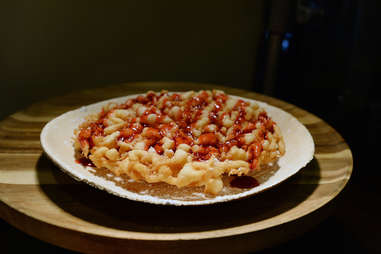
[{"left": 74, "top": 90, "right": 285, "bottom": 195}]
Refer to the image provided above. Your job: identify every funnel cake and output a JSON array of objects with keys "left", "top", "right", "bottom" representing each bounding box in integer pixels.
[{"left": 74, "top": 90, "right": 285, "bottom": 194}]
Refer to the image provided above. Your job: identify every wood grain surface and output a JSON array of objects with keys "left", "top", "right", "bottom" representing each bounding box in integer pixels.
[{"left": 0, "top": 82, "right": 353, "bottom": 253}]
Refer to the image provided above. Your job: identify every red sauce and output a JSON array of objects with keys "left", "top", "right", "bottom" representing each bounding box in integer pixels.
[
  {"left": 121, "top": 98, "right": 134, "bottom": 109},
  {"left": 244, "top": 122, "right": 256, "bottom": 133},
  {"left": 208, "top": 110, "right": 218, "bottom": 123},
  {"left": 159, "top": 123, "right": 175, "bottom": 136},
  {"left": 136, "top": 95, "right": 148, "bottom": 104},
  {"left": 143, "top": 127, "right": 163, "bottom": 151},
  {"left": 76, "top": 157, "right": 95, "bottom": 167},
  {"left": 215, "top": 93, "right": 227, "bottom": 105},
  {"left": 174, "top": 131, "right": 194, "bottom": 147},
  {"left": 144, "top": 138, "right": 157, "bottom": 151},
  {"left": 78, "top": 91, "right": 278, "bottom": 170},
  {"left": 219, "top": 139, "right": 238, "bottom": 153},
  {"left": 170, "top": 93, "right": 181, "bottom": 101},
  {"left": 248, "top": 143, "right": 262, "bottom": 160},
  {"left": 154, "top": 144, "right": 164, "bottom": 155},
  {"left": 78, "top": 122, "right": 104, "bottom": 150},
  {"left": 230, "top": 176, "right": 259, "bottom": 188},
  {"left": 118, "top": 122, "right": 143, "bottom": 142},
  {"left": 197, "top": 133, "right": 218, "bottom": 146},
  {"left": 193, "top": 146, "right": 219, "bottom": 161}
]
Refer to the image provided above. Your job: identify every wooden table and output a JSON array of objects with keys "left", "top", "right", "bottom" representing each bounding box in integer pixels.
[{"left": 0, "top": 82, "right": 353, "bottom": 253}]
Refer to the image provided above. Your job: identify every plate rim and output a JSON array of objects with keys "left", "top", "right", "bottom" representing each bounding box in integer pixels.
[{"left": 40, "top": 92, "right": 315, "bottom": 206}]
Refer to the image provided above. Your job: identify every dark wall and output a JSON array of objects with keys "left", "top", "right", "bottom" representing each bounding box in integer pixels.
[
  {"left": 273, "top": 0, "right": 380, "bottom": 176},
  {"left": 1, "top": 0, "right": 266, "bottom": 119}
]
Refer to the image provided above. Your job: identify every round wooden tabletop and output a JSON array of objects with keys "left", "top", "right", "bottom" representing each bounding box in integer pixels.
[{"left": 0, "top": 82, "right": 353, "bottom": 253}]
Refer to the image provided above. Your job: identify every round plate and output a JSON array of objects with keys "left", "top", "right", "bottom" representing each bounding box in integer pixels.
[{"left": 40, "top": 92, "right": 314, "bottom": 206}]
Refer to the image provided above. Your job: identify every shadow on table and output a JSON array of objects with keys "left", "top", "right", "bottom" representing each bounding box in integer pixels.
[{"left": 36, "top": 154, "right": 320, "bottom": 233}]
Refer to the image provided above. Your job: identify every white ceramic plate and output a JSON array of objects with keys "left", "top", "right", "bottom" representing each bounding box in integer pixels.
[{"left": 40, "top": 93, "right": 314, "bottom": 206}]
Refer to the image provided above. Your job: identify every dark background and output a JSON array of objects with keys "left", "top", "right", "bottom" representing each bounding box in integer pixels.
[{"left": 1, "top": 0, "right": 380, "bottom": 253}]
